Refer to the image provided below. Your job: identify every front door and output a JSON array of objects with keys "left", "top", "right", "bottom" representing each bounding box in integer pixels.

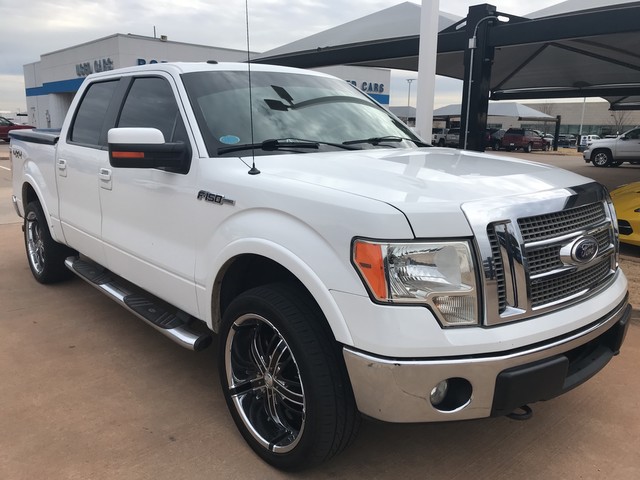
[{"left": 99, "top": 74, "right": 200, "bottom": 316}]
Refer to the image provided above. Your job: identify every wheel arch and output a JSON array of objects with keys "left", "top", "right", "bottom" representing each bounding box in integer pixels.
[
  {"left": 19, "top": 177, "right": 66, "bottom": 244},
  {"left": 206, "top": 245, "right": 354, "bottom": 347}
]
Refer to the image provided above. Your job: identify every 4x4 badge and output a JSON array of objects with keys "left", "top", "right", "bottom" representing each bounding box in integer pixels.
[{"left": 197, "top": 190, "right": 235, "bottom": 206}]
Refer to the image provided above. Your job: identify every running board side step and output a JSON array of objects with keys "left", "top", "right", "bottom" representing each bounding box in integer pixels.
[{"left": 65, "top": 257, "right": 212, "bottom": 351}]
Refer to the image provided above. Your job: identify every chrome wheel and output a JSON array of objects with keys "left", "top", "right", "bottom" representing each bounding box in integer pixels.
[
  {"left": 26, "top": 210, "right": 45, "bottom": 275},
  {"left": 225, "top": 313, "right": 305, "bottom": 454}
]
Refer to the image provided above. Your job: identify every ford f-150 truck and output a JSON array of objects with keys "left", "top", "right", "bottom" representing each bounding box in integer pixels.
[{"left": 10, "top": 62, "right": 630, "bottom": 470}]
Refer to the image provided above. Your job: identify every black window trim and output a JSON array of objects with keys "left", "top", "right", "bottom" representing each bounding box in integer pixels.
[
  {"left": 67, "top": 77, "right": 130, "bottom": 150},
  {"left": 114, "top": 74, "right": 193, "bottom": 175}
]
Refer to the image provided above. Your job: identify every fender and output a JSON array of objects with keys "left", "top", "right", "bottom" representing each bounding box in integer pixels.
[
  {"left": 201, "top": 237, "right": 356, "bottom": 346},
  {"left": 194, "top": 207, "right": 405, "bottom": 346}
]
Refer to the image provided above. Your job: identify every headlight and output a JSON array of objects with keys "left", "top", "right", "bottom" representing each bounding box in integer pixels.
[{"left": 352, "top": 239, "right": 479, "bottom": 327}]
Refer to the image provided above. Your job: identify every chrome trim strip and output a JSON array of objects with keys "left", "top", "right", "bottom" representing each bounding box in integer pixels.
[{"left": 11, "top": 195, "right": 22, "bottom": 217}]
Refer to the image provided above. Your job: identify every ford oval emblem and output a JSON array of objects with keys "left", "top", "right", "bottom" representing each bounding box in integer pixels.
[{"left": 571, "top": 236, "right": 599, "bottom": 264}]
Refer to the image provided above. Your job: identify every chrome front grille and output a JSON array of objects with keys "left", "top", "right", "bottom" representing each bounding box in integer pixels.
[
  {"left": 462, "top": 183, "right": 618, "bottom": 326},
  {"left": 526, "top": 228, "right": 612, "bottom": 276},
  {"left": 518, "top": 202, "right": 606, "bottom": 242},
  {"left": 530, "top": 260, "right": 612, "bottom": 308}
]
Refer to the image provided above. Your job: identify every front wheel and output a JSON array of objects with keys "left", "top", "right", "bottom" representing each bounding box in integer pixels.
[
  {"left": 219, "top": 284, "right": 360, "bottom": 470},
  {"left": 592, "top": 150, "right": 612, "bottom": 167},
  {"left": 24, "top": 201, "right": 75, "bottom": 283},
  {"left": 524, "top": 143, "right": 533, "bottom": 153}
]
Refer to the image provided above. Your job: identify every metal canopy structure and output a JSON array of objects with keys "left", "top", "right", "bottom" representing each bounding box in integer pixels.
[
  {"left": 256, "top": 3, "right": 460, "bottom": 70},
  {"left": 433, "top": 102, "right": 553, "bottom": 120},
  {"left": 255, "top": 1, "right": 640, "bottom": 119}
]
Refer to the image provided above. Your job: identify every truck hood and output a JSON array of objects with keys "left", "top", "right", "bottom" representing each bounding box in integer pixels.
[{"left": 250, "top": 148, "right": 594, "bottom": 237}]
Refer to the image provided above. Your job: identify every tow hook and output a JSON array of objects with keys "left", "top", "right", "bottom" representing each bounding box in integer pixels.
[{"left": 507, "top": 405, "right": 533, "bottom": 420}]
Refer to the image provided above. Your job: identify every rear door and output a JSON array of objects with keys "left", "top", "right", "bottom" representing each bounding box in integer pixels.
[{"left": 56, "top": 79, "right": 123, "bottom": 264}]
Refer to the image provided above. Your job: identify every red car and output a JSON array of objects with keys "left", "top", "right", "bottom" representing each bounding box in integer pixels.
[
  {"left": 0, "top": 116, "right": 34, "bottom": 142},
  {"left": 500, "top": 128, "right": 550, "bottom": 152}
]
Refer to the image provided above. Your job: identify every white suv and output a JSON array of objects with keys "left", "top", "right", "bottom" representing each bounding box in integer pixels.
[{"left": 583, "top": 127, "right": 640, "bottom": 167}]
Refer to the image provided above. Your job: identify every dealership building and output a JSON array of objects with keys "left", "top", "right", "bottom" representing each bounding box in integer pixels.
[{"left": 23, "top": 33, "right": 390, "bottom": 129}]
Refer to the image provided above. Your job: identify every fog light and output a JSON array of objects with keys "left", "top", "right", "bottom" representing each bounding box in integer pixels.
[{"left": 430, "top": 380, "right": 449, "bottom": 406}]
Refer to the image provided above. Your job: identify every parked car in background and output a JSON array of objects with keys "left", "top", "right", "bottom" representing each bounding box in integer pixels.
[
  {"left": 583, "top": 127, "right": 640, "bottom": 167},
  {"left": 488, "top": 129, "right": 506, "bottom": 150},
  {"left": 557, "top": 134, "right": 577, "bottom": 147},
  {"left": 579, "top": 134, "right": 601, "bottom": 149},
  {"left": 445, "top": 127, "right": 460, "bottom": 147},
  {"left": 501, "top": 128, "right": 550, "bottom": 152},
  {"left": 432, "top": 127, "right": 448, "bottom": 147},
  {"left": 0, "top": 116, "right": 34, "bottom": 142},
  {"left": 610, "top": 181, "right": 640, "bottom": 246}
]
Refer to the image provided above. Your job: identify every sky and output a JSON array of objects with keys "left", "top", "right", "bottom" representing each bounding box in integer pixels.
[{"left": 0, "top": 0, "right": 568, "bottom": 114}]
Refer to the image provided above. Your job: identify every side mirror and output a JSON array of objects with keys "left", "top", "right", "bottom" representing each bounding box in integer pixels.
[{"left": 108, "top": 127, "right": 190, "bottom": 172}]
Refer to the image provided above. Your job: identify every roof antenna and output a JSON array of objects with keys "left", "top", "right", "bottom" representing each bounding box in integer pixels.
[{"left": 245, "top": 0, "right": 260, "bottom": 175}]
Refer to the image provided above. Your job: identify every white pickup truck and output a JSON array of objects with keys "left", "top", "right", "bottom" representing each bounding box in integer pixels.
[{"left": 10, "top": 62, "right": 631, "bottom": 470}]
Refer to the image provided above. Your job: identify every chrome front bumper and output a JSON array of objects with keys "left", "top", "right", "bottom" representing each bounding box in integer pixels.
[{"left": 343, "top": 297, "right": 630, "bottom": 423}]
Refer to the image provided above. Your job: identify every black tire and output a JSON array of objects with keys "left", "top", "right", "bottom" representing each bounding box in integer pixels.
[
  {"left": 219, "top": 283, "right": 360, "bottom": 470},
  {"left": 524, "top": 143, "right": 533, "bottom": 153},
  {"left": 492, "top": 140, "right": 501, "bottom": 151},
  {"left": 591, "top": 149, "right": 612, "bottom": 167},
  {"left": 438, "top": 138, "right": 445, "bottom": 147},
  {"left": 24, "top": 201, "right": 75, "bottom": 283},
  {"left": 543, "top": 143, "right": 550, "bottom": 152}
]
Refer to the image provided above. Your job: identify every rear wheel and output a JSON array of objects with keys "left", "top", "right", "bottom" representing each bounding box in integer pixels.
[
  {"left": 219, "top": 283, "right": 360, "bottom": 470},
  {"left": 592, "top": 150, "right": 612, "bottom": 167},
  {"left": 24, "top": 201, "right": 75, "bottom": 283},
  {"left": 492, "top": 140, "right": 501, "bottom": 151}
]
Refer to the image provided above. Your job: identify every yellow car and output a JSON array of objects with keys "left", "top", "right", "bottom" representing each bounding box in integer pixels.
[{"left": 610, "top": 182, "right": 640, "bottom": 247}]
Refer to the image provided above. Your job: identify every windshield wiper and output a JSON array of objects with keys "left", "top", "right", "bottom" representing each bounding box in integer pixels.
[
  {"left": 218, "top": 138, "right": 319, "bottom": 155},
  {"left": 218, "top": 138, "right": 359, "bottom": 155},
  {"left": 343, "top": 136, "right": 430, "bottom": 147}
]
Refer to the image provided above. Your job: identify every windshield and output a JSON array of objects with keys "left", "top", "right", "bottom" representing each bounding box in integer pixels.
[{"left": 181, "top": 70, "right": 424, "bottom": 156}]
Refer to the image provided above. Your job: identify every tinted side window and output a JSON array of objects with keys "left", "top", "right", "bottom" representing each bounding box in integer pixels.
[
  {"left": 70, "top": 80, "right": 119, "bottom": 147},
  {"left": 626, "top": 129, "right": 640, "bottom": 140},
  {"left": 117, "top": 77, "right": 188, "bottom": 143}
]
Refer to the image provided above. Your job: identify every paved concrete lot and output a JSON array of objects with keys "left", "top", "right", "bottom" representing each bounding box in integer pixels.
[{"left": 1, "top": 143, "right": 640, "bottom": 479}]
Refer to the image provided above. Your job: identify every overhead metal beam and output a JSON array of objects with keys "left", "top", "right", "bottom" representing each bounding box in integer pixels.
[{"left": 492, "top": 85, "right": 640, "bottom": 100}]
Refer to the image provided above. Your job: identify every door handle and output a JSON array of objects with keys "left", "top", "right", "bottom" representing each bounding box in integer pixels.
[
  {"left": 99, "top": 168, "right": 112, "bottom": 190},
  {"left": 99, "top": 168, "right": 112, "bottom": 181},
  {"left": 57, "top": 158, "right": 67, "bottom": 177}
]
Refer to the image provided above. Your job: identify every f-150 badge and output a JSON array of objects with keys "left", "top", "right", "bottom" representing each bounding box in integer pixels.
[{"left": 197, "top": 190, "right": 235, "bottom": 206}]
